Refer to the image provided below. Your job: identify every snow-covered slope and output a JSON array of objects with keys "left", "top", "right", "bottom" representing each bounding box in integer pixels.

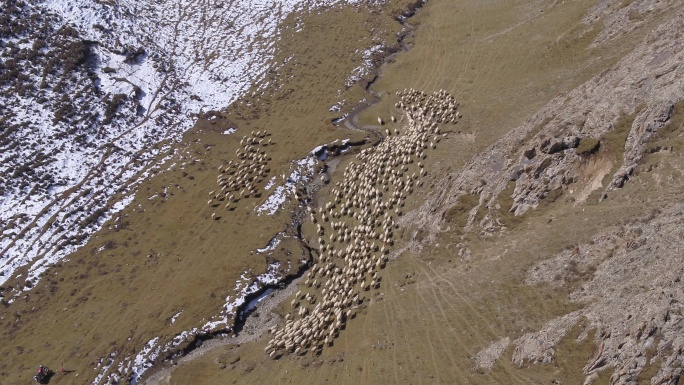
[{"left": 0, "top": 0, "right": 377, "bottom": 290}]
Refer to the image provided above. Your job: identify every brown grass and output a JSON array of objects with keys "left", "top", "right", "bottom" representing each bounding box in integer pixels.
[
  {"left": 0, "top": 2, "right": 410, "bottom": 384},
  {"left": 576, "top": 138, "right": 601, "bottom": 156},
  {"left": 443, "top": 194, "right": 479, "bottom": 233},
  {"left": 3, "top": 0, "right": 682, "bottom": 384},
  {"left": 160, "top": 1, "right": 672, "bottom": 382}
]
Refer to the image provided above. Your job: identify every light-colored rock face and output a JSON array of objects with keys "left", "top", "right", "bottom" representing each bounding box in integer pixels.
[
  {"left": 400, "top": 2, "right": 684, "bottom": 383},
  {"left": 478, "top": 203, "right": 684, "bottom": 385},
  {"left": 402, "top": 2, "right": 684, "bottom": 240}
]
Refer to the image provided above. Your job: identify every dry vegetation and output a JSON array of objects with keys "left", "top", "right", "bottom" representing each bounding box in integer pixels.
[
  {"left": 151, "top": 1, "right": 683, "bottom": 384},
  {"left": 3, "top": 0, "right": 684, "bottom": 384},
  {"left": 0, "top": 1, "right": 415, "bottom": 384}
]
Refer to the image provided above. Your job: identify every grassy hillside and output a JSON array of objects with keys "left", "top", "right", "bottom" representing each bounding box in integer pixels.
[{"left": 3, "top": 0, "right": 684, "bottom": 384}]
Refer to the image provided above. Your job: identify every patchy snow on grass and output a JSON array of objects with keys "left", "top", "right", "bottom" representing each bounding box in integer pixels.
[
  {"left": 91, "top": 352, "right": 118, "bottom": 385},
  {"left": 1, "top": 0, "right": 376, "bottom": 292},
  {"left": 2, "top": 0, "right": 388, "bottom": 382},
  {"left": 129, "top": 337, "right": 161, "bottom": 385},
  {"left": 256, "top": 156, "right": 318, "bottom": 215},
  {"left": 329, "top": 99, "right": 346, "bottom": 112},
  {"left": 243, "top": 288, "right": 274, "bottom": 315},
  {"left": 264, "top": 176, "right": 277, "bottom": 191},
  {"left": 201, "top": 265, "right": 282, "bottom": 332},
  {"left": 257, "top": 233, "right": 285, "bottom": 253},
  {"left": 93, "top": 261, "right": 285, "bottom": 384},
  {"left": 257, "top": 185, "right": 290, "bottom": 216},
  {"left": 346, "top": 44, "right": 385, "bottom": 87},
  {"left": 331, "top": 113, "right": 349, "bottom": 125},
  {"left": 170, "top": 310, "right": 184, "bottom": 325}
]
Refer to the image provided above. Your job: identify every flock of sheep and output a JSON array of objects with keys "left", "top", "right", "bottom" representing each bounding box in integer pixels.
[
  {"left": 207, "top": 130, "right": 274, "bottom": 219},
  {"left": 395, "top": 88, "right": 461, "bottom": 125},
  {"left": 263, "top": 89, "right": 460, "bottom": 358}
]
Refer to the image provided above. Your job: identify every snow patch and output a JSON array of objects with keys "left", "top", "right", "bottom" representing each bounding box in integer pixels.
[
  {"left": 170, "top": 310, "right": 183, "bottom": 325},
  {"left": 257, "top": 233, "right": 285, "bottom": 253},
  {"left": 264, "top": 176, "right": 277, "bottom": 191},
  {"left": 256, "top": 156, "right": 318, "bottom": 215},
  {"left": 329, "top": 99, "right": 346, "bottom": 112},
  {"left": 346, "top": 44, "right": 385, "bottom": 87},
  {"left": 93, "top": 261, "right": 285, "bottom": 384},
  {"left": 243, "top": 288, "right": 274, "bottom": 315}
]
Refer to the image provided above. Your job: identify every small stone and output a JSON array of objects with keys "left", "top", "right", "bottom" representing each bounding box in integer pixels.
[{"left": 509, "top": 165, "right": 524, "bottom": 181}]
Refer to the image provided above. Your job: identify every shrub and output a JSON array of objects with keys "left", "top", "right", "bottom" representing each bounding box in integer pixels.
[{"left": 576, "top": 138, "right": 600, "bottom": 155}]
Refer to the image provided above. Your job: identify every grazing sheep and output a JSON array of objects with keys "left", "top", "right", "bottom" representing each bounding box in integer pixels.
[{"left": 265, "top": 88, "right": 449, "bottom": 358}]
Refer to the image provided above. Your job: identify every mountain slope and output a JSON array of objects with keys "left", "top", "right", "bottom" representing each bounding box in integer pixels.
[{"left": 3, "top": 0, "right": 684, "bottom": 384}]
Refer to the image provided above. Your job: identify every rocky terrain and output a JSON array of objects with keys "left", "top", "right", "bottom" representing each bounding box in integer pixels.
[
  {"left": 3, "top": 0, "right": 684, "bottom": 384},
  {"left": 409, "top": 1, "right": 684, "bottom": 383}
]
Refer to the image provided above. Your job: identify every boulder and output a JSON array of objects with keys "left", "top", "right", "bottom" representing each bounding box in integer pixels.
[{"left": 542, "top": 136, "right": 580, "bottom": 154}]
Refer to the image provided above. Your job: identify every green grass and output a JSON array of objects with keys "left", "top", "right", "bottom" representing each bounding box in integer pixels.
[{"left": 601, "top": 107, "right": 643, "bottom": 166}]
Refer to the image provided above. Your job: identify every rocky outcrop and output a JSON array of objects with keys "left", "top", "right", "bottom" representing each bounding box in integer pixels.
[
  {"left": 476, "top": 202, "right": 684, "bottom": 384},
  {"left": 413, "top": 5, "right": 684, "bottom": 381},
  {"left": 401, "top": 3, "right": 684, "bottom": 237}
]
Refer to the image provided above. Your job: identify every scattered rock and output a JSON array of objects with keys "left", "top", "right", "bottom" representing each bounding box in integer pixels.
[
  {"left": 480, "top": 203, "right": 684, "bottom": 383},
  {"left": 541, "top": 136, "right": 580, "bottom": 154},
  {"left": 472, "top": 337, "right": 510, "bottom": 370}
]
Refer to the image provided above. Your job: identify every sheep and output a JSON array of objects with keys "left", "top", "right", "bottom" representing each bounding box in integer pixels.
[{"left": 265, "top": 91, "right": 454, "bottom": 357}]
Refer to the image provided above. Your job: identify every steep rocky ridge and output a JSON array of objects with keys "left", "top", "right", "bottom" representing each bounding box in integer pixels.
[
  {"left": 402, "top": 1, "right": 684, "bottom": 241},
  {"left": 410, "top": 2, "right": 684, "bottom": 383}
]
